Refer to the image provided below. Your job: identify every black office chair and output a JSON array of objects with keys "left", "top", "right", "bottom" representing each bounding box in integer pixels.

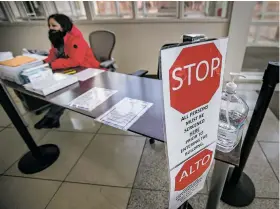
[
  {"left": 147, "top": 43, "right": 179, "bottom": 144},
  {"left": 89, "top": 30, "right": 148, "bottom": 77},
  {"left": 89, "top": 30, "right": 117, "bottom": 72}
]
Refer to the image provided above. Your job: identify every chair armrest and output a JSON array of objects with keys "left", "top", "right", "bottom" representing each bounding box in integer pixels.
[
  {"left": 100, "top": 60, "right": 115, "bottom": 68},
  {"left": 130, "top": 70, "right": 148, "bottom": 77}
]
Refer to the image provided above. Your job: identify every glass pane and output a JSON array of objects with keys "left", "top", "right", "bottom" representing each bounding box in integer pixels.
[
  {"left": 184, "top": 1, "right": 205, "bottom": 17},
  {"left": 10, "top": 1, "right": 45, "bottom": 20},
  {"left": 258, "top": 26, "right": 279, "bottom": 43},
  {"left": 23, "top": 1, "right": 45, "bottom": 18},
  {"left": 119, "top": 1, "right": 132, "bottom": 17},
  {"left": 266, "top": 1, "right": 279, "bottom": 13},
  {"left": 248, "top": 25, "right": 279, "bottom": 46},
  {"left": 137, "top": 1, "right": 177, "bottom": 18},
  {"left": 92, "top": 1, "right": 132, "bottom": 18},
  {"left": 252, "top": 1, "right": 279, "bottom": 20},
  {"left": 252, "top": 2, "right": 263, "bottom": 20},
  {"left": 0, "top": 5, "right": 7, "bottom": 20},
  {"left": 184, "top": 1, "right": 228, "bottom": 18},
  {"left": 10, "top": 2, "right": 24, "bottom": 19},
  {"left": 94, "top": 1, "right": 117, "bottom": 15},
  {"left": 54, "top": 1, "right": 86, "bottom": 20}
]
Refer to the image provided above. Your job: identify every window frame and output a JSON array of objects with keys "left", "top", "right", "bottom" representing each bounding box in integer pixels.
[{"left": 0, "top": 1, "right": 231, "bottom": 25}]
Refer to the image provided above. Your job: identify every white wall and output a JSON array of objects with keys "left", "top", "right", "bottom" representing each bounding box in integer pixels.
[{"left": 0, "top": 21, "right": 228, "bottom": 74}]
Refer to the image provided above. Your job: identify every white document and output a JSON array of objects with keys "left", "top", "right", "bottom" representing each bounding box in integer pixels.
[
  {"left": 24, "top": 73, "right": 78, "bottom": 96},
  {"left": 96, "top": 97, "right": 153, "bottom": 130},
  {"left": 68, "top": 87, "right": 117, "bottom": 111},
  {"left": 74, "top": 68, "right": 104, "bottom": 81},
  {"left": 28, "top": 68, "right": 55, "bottom": 90}
]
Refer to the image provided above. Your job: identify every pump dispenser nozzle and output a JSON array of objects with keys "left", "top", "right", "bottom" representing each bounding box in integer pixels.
[{"left": 225, "top": 73, "right": 246, "bottom": 93}]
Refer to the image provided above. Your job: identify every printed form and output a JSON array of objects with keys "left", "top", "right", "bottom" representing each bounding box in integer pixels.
[
  {"left": 68, "top": 87, "right": 117, "bottom": 111},
  {"left": 96, "top": 97, "right": 153, "bottom": 130}
]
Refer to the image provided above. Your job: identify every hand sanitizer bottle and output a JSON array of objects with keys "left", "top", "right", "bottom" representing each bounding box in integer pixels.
[{"left": 217, "top": 73, "right": 249, "bottom": 153}]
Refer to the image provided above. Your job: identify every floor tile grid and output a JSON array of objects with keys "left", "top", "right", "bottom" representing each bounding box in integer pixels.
[
  {"left": 43, "top": 125, "right": 103, "bottom": 209},
  {"left": 1, "top": 126, "right": 51, "bottom": 175},
  {"left": 257, "top": 141, "right": 279, "bottom": 182}
]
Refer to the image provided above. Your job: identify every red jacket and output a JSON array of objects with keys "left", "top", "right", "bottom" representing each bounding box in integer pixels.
[{"left": 44, "top": 25, "right": 100, "bottom": 70}]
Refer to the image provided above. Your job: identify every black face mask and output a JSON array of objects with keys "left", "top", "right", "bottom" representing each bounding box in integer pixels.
[{"left": 48, "top": 29, "right": 66, "bottom": 49}]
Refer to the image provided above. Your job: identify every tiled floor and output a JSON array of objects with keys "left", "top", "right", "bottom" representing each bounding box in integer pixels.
[{"left": 0, "top": 88, "right": 278, "bottom": 209}]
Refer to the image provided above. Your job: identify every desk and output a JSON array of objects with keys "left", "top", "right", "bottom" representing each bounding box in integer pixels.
[
  {"left": 3, "top": 71, "right": 165, "bottom": 141},
  {"left": 0, "top": 71, "right": 242, "bottom": 209}
]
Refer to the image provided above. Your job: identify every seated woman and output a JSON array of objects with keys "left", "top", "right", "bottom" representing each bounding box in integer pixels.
[{"left": 35, "top": 13, "right": 101, "bottom": 129}]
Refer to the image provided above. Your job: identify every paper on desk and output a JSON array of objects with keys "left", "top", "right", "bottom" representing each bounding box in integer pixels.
[
  {"left": 68, "top": 87, "right": 117, "bottom": 111},
  {"left": 96, "top": 97, "right": 153, "bottom": 130},
  {"left": 74, "top": 68, "right": 104, "bottom": 81}
]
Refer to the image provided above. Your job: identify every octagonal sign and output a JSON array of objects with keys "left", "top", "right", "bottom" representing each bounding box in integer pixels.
[
  {"left": 175, "top": 149, "right": 213, "bottom": 191},
  {"left": 169, "top": 43, "right": 222, "bottom": 114}
]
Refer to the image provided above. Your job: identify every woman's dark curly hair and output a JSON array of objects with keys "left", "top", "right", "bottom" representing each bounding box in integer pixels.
[{"left": 48, "top": 13, "right": 73, "bottom": 33}]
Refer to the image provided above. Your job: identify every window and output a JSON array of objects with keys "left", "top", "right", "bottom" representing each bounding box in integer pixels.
[
  {"left": 4, "top": 1, "right": 87, "bottom": 21},
  {"left": 0, "top": 4, "right": 7, "bottom": 21},
  {"left": 90, "top": 1, "right": 132, "bottom": 18},
  {"left": 1, "top": 1, "right": 230, "bottom": 22},
  {"left": 184, "top": 1, "right": 228, "bottom": 18},
  {"left": 10, "top": 1, "right": 46, "bottom": 21},
  {"left": 248, "top": 1, "right": 279, "bottom": 46},
  {"left": 137, "top": 1, "right": 177, "bottom": 18},
  {"left": 51, "top": 2, "right": 87, "bottom": 20}
]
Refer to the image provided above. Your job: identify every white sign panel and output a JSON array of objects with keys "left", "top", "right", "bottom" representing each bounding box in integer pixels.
[{"left": 161, "top": 38, "right": 228, "bottom": 209}]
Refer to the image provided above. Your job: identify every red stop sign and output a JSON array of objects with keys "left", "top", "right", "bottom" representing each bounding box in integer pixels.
[
  {"left": 169, "top": 43, "right": 222, "bottom": 114},
  {"left": 175, "top": 149, "right": 213, "bottom": 191}
]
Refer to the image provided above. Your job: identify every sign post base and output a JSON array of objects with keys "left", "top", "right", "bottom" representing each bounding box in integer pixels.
[
  {"left": 205, "top": 160, "right": 230, "bottom": 209},
  {"left": 178, "top": 201, "right": 193, "bottom": 209},
  {"left": 221, "top": 167, "right": 255, "bottom": 207}
]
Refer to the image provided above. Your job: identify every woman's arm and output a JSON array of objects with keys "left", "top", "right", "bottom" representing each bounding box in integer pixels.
[
  {"left": 44, "top": 47, "right": 57, "bottom": 63},
  {"left": 50, "top": 37, "right": 100, "bottom": 69}
]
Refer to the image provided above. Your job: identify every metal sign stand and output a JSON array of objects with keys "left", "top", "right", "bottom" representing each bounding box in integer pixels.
[
  {"left": 221, "top": 62, "right": 279, "bottom": 207},
  {"left": 178, "top": 201, "right": 193, "bottom": 209}
]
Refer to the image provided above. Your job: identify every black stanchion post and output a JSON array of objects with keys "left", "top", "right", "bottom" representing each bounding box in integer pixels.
[
  {"left": 0, "top": 84, "right": 60, "bottom": 174},
  {"left": 221, "top": 62, "right": 279, "bottom": 207}
]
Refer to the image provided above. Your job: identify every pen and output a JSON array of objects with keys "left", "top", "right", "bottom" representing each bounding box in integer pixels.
[{"left": 64, "top": 70, "right": 77, "bottom": 75}]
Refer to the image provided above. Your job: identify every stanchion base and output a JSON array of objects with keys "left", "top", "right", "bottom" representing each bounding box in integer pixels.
[
  {"left": 18, "top": 144, "right": 60, "bottom": 174},
  {"left": 221, "top": 167, "right": 255, "bottom": 207}
]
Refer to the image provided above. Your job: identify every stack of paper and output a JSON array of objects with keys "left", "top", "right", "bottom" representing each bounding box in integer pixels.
[
  {"left": 0, "top": 56, "right": 37, "bottom": 67},
  {"left": 24, "top": 73, "right": 78, "bottom": 96}
]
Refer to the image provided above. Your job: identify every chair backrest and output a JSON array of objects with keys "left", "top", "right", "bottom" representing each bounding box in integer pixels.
[
  {"left": 89, "top": 30, "right": 116, "bottom": 62},
  {"left": 157, "top": 43, "right": 179, "bottom": 80}
]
